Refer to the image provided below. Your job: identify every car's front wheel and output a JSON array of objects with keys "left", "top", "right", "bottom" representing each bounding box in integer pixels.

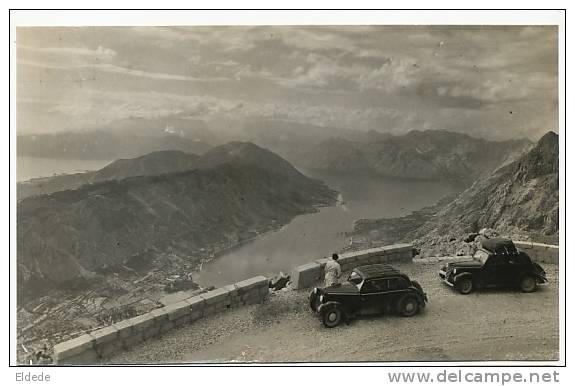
[
  {"left": 398, "top": 295, "right": 419, "bottom": 317},
  {"left": 321, "top": 306, "right": 343, "bottom": 328},
  {"left": 520, "top": 275, "right": 538, "bottom": 293},
  {"left": 456, "top": 277, "right": 473, "bottom": 295}
]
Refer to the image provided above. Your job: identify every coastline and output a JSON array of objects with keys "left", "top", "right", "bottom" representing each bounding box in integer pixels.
[{"left": 191, "top": 200, "right": 339, "bottom": 283}]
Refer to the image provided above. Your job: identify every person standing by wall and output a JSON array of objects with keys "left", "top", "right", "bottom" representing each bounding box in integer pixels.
[{"left": 324, "top": 253, "right": 342, "bottom": 287}]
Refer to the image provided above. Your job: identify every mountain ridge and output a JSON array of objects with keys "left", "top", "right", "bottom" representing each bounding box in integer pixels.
[
  {"left": 17, "top": 130, "right": 212, "bottom": 161},
  {"left": 17, "top": 145, "right": 337, "bottom": 301},
  {"left": 350, "top": 131, "right": 559, "bottom": 256},
  {"left": 18, "top": 141, "right": 310, "bottom": 200},
  {"left": 301, "top": 129, "right": 533, "bottom": 182},
  {"left": 412, "top": 130, "right": 558, "bottom": 239}
]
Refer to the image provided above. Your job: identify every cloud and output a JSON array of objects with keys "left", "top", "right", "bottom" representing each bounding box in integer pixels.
[
  {"left": 96, "top": 64, "right": 229, "bottom": 82},
  {"left": 18, "top": 44, "right": 117, "bottom": 61},
  {"left": 18, "top": 59, "right": 230, "bottom": 83},
  {"left": 33, "top": 87, "right": 415, "bottom": 133},
  {"left": 271, "top": 53, "right": 419, "bottom": 93},
  {"left": 16, "top": 25, "right": 558, "bottom": 140}
]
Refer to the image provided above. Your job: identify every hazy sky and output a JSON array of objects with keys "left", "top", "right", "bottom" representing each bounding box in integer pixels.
[{"left": 16, "top": 25, "right": 558, "bottom": 140}]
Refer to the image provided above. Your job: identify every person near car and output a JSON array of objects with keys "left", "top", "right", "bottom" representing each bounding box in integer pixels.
[{"left": 324, "top": 253, "right": 342, "bottom": 287}]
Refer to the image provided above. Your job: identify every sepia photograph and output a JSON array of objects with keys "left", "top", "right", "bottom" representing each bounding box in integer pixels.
[{"left": 11, "top": 10, "right": 563, "bottom": 368}]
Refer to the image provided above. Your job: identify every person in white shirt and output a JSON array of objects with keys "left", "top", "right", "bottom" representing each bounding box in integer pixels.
[{"left": 324, "top": 253, "right": 342, "bottom": 287}]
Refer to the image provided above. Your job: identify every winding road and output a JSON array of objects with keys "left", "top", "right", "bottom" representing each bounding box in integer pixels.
[{"left": 108, "top": 261, "right": 560, "bottom": 364}]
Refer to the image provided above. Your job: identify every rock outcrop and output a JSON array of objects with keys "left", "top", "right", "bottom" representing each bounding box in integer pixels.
[
  {"left": 352, "top": 131, "right": 559, "bottom": 257},
  {"left": 410, "top": 131, "right": 559, "bottom": 256}
]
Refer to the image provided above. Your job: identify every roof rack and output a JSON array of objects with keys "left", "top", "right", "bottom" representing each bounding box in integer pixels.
[
  {"left": 355, "top": 264, "right": 403, "bottom": 280},
  {"left": 481, "top": 238, "right": 518, "bottom": 255}
]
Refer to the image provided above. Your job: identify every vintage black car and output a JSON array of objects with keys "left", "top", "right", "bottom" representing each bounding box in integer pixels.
[
  {"left": 439, "top": 238, "right": 547, "bottom": 294},
  {"left": 309, "top": 264, "right": 428, "bottom": 328}
]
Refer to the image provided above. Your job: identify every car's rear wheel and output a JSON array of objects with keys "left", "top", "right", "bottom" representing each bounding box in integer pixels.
[
  {"left": 398, "top": 296, "right": 419, "bottom": 317},
  {"left": 321, "top": 306, "right": 343, "bottom": 328},
  {"left": 457, "top": 277, "right": 473, "bottom": 295},
  {"left": 520, "top": 275, "right": 538, "bottom": 293}
]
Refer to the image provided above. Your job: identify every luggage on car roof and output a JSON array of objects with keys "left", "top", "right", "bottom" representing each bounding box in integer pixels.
[{"left": 481, "top": 238, "right": 518, "bottom": 255}]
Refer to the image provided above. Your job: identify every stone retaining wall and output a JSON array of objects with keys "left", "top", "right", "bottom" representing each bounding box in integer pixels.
[
  {"left": 413, "top": 255, "right": 472, "bottom": 264},
  {"left": 290, "top": 243, "right": 414, "bottom": 289},
  {"left": 51, "top": 240, "right": 556, "bottom": 364},
  {"left": 53, "top": 276, "right": 269, "bottom": 365},
  {"left": 514, "top": 241, "right": 559, "bottom": 264}
]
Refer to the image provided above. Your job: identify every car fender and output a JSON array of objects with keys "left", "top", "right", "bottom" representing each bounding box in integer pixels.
[
  {"left": 405, "top": 288, "right": 427, "bottom": 306},
  {"left": 411, "top": 280, "right": 428, "bottom": 304},
  {"left": 396, "top": 292, "right": 425, "bottom": 313},
  {"left": 453, "top": 272, "right": 474, "bottom": 285},
  {"left": 531, "top": 263, "right": 548, "bottom": 283},
  {"left": 309, "top": 289, "right": 319, "bottom": 311},
  {"left": 318, "top": 301, "right": 348, "bottom": 317},
  {"left": 534, "top": 274, "right": 548, "bottom": 283},
  {"left": 524, "top": 271, "right": 548, "bottom": 284}
]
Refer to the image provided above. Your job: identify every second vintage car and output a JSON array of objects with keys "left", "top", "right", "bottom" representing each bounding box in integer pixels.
[
  {"left": 309, "top": 264, "right": 428, "bottom": 327},
  {"left": 439, "top": 238, "right": 547, "bottom": 294}
]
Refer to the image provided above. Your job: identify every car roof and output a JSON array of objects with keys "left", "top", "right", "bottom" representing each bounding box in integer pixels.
[
  {"left": 481, "top": 238, "right": 518, "bottom": 255},
  {"left": 354, "top": 264, "right": 406, "bottom": 280}
]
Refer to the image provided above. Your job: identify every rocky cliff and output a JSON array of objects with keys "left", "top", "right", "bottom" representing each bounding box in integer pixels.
[
  {"left": 351, "top": 131, "right": 559, "bottom": 256},
  {"left": 302, "top": 130, "right": 532, "bottom": 182},
  {"left": 412, "top": 131, "right": 558, "bottom": 237}
]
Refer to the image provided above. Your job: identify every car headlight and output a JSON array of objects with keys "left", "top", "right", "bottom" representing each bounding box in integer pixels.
[
  {"left": 319, "top": 294, "right": 324, "bottom": 303},
  {"left": 453, "top": 268, "right": 457, "bottom": 275}
]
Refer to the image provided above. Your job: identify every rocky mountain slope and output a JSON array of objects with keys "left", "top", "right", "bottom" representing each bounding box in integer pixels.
[
  {"left": 413, "top": 131, "right": 558, "bottom": 236},
  {"left": 17, "top": 143, "right": 337, "bottom": 300},
  {"left": 351, "top": 131, "right": 559, "bottom": 256},
  {"left": 302, "top": 130, "right": 532, "bottom": 182}
]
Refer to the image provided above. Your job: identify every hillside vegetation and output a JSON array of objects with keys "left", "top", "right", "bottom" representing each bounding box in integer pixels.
[{"left": 17, "top": 142, "right": 337, "bottom": 299}]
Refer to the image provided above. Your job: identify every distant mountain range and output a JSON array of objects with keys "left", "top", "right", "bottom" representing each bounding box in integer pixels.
[
  {"left": 20, "top": 125, "right": 533, "bottom": 186},
  {"left": 18, "top": 126, "right": 555, "bottom": 298},
  {"left": 17, "top": 119, "right": 394, "bottom": 166},
  {"left": 17, "top": 142, "right": 336, "bottom": 299},
  {"left": 17, "top": 130, "right": 212, "bottom": 160},
  {"left": 18, "top": 141, "right": 312, "bottom": 200},
  {"left": 212, "top": 119, "right": 394, "bottom": 162},
  {"left": 301, "top": 130, "right": 532, "bottom": 182},
  {"left": 352, "top": 131, "right": 559, "bottom": 255}
]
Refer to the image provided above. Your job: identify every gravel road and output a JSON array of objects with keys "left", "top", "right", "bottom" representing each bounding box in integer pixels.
[{"left": 108, "top": 261, "right": 559, "bottom": 363}]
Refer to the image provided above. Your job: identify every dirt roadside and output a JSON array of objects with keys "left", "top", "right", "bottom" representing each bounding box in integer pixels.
[{"left": 108, "top": 261, "right": 560, "bottom": 363}]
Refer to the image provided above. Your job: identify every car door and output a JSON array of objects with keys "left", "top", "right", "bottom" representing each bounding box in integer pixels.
[
  {"left": 508, "top": 253, "right": 531, "bottom": 285},
  {"left": 385, "top": 277, "right": 410, "bottom": 311},
  {"left": 359, "top": 279, "right": 387, "bottom": 315},
  {"left": 481, "top": 254, "right": 513, "bottom": 286}
]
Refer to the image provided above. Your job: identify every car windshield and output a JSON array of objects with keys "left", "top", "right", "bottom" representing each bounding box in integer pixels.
[
  {"left": 473, "top": 249, "right": 489, "bottom": 264},
  {"left": 348, "top": 271, "right": 363, "bottom": 289}
]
